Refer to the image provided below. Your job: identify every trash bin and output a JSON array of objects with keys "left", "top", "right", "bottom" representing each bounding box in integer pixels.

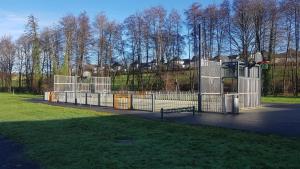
[{"left": 232, "top": 95, "right": 239, "bottom": 114}]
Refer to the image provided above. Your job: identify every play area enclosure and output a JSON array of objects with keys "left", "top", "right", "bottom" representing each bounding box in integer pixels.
[{"left": 45, "top": 59, "right": 261, "bottom": 113}]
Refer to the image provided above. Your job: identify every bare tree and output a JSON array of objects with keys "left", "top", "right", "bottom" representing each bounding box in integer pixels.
[
  {"left": 282, "top": 0, "right": 294, "bottom": 94},
  {"left": 231, "top": 0, "right": 255, "bottom": 59},
  {"left": 185, "top": 3, "right": 201, "bottom": 58},
  {"left": 60, "top": 14, "right": 76, "bottom": 75},
  {"left": 75, "top": 12, "right": 91, "bottom": 77},
  {"left": 94, "top": 13, "right": 108, "bottom": 76},
  {"left": 0, "top": 36, "right": 16, "bottom": 92},
  {"left": 266, "top": 0, "right": 279, "bottom": 95},
  {"left": 49, "top": 26, "right": 62, "bottom": 77},
  {"left": 26, "top": 15, "right": 42, "bottom": 93},
  {"left": 15, "top": 35, "right": 29, "bottom": 88}
]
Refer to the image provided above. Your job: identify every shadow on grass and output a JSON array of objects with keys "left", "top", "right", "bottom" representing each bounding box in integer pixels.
[{"left": 1, "top": 115, "right": 300, "bottom": 169}]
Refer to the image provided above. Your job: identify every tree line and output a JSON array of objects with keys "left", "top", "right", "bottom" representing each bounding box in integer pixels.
[{"left": 0, "top": 0, "right": 299, "bottom": 95}]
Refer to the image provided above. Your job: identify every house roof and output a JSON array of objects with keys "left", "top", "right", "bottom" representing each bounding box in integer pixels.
[
  {"left": 171, "top": 56, "right": 182, "bottom": 61},
  {"left": 183, "top": 59, "right": 191, "bottom": 64},
  {"left": 112, "top": 62, "right": 122, "bottom": 67}
]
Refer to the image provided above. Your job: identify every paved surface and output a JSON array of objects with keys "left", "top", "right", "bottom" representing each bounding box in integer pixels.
[
  {"left": 0, "top": 136, "right": 39, "bottom": 169},
  {"left": 34, "top": 99, "right": 300, "bottom": 137}
]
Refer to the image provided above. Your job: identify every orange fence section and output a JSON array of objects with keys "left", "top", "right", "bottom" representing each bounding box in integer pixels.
[
  {"left": 49, "top": 92, "right": 57, "bottom": 102},
  {"left": 113, "top": 94, "right": 131, "bottom": 110}
]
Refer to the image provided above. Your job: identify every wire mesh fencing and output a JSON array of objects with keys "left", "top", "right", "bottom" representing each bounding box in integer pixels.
[
  {"left": 132, "top": 94, "right": 154, "bottom": 111},
  {"left": 44, "top": 91, "right": 246, "bottom": 113},
  {"left": 201, "top": 60, "right": 222, "bottom": 94},
  {"left": 153, "top": 92, "right": 198, "bottom": 112},
  {"left": 238, "top": 65, "right": 261, "bottom": 109},
  {"left": 54, "top": 75, "right": 111, "bottom": 93},
  {"left": 47, "top": 62, "right": 261, "bottom": 114},
  {"left": 201, "top": 94, "right": 223, "bottom": 112}
]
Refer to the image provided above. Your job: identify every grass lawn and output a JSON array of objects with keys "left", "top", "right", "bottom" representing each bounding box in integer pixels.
[
  {"left": 262, "top": 96, "right": 300, "bottom": 104},
  {"left": 0, "top": 93, "right": 300, "bottom": 169}
]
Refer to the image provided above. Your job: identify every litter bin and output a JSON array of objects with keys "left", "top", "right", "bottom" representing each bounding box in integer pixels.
[{"left": 232, "top": 95, "right": 239, "bottom": 114}]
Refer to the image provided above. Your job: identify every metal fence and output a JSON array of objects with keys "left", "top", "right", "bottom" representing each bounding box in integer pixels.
[
  {"left": 47, "top": 62, "right": 261, "bottom": 114},
  {"left": 54, "top": 75, "right": 111, "bottom": 93},
  {"left": 201, "top": 60, "right": 222, "bottom": 95},
  {"left": 238, "top": 65, "right": 261, "bottom": 109},
  {"left": 45, "top": 91, "right": 236, "bottom": 113}
]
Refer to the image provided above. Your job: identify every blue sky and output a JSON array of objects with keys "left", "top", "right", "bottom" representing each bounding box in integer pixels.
[{"left": 0, "top": 0, "right": 223, "bottom": 39}]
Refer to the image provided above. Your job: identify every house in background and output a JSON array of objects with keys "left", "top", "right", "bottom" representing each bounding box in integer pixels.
[
  {"left": 168, "top": 56, "right": 184, "bottom": 69},
  {"left": 111, "top": 61, "right": 123, "bottom": 71}
]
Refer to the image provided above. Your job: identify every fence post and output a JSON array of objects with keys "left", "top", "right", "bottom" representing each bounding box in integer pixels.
[
  {"left": 152, "top": 94, "right": 155, "bottom": 112},
  {"left": 113, "top": 94, "right": 115, "bottom": 109},
  {"left": 65, "top": 92, "right": 67, "bottom": 103},
  {"left": 57, "top": 92, "right": 59, "bottom": 103},
  {"left": 222, "top": 94, "right": 226, "bottom": 114},
  {"left": 160, "top": 108, "right": 164, "bottom": 120},
  {"left": 130, "top": 94, "right": 133, "bottom": 110},
  {"left": 85, "top": 93, "right": 88, "bottom": 105},
  {"left": 198, "top": 93, "right": 202, "bottom": 113},
  {"left": 98, "top": 93, "right": 101, "bottom": 106},
  {"left": 75, "top": 92, "right": 78, "bottom": 105},
  {"left": 192, "top": 106, "right": 195, "bottom": 116}
]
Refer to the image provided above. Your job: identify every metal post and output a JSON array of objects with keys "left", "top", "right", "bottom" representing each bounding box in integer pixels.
[
  {"left": 192, "top": 106, "right": 195, "bottom": 116},
  {"left": 98, "top": 93, "right": 101, "bottom": 106},
  {"left": 85, "top": 93, "right": 88, "bottom": 105},
  {"left": 152, "top": 94, "right": 155, "bottom": 112},
  {"left": 113, "top": 94, "right": 115, "bottom": 109},
  {"left": 220, "top": 60, "right": 223, "bottom": 95},
  {"left": 161, "top": 108, "right": 164, "bottom": 120},
  {"left": 222, "top": 94, "right": 226, "bottom": 113},
  {"left": 74, "top": 75, "right": 78, "bottom": 105},
  {"left": 130, "top": 94, "right": 133, "bottom": 110},
  {"left": 57, "top": 92, "right": 59, "bottom": 103},
  {"left": 237, "top": 61, "right": 240, "bottom": 93},
  {"left": 198, "top": 23, "right": 202, "bottom": 113},
  {"left": 258, "top": 65, "right": 262, "bottom": 106},
  {"left": 65, "top": 92, "right": 67, "bottom": 103},
  {"left": 236, "top": 61, "right": 240, "bottom": 113},
  {"left": 220, "top": 60, "right": 225, "bottom": 113},
  {"left": 232, "top": 95, "right": 235, "bottom": 113}
]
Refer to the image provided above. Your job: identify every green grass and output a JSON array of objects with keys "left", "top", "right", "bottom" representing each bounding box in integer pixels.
[
  {"left": 262, "top": 96, "right": 300, "bottom": 104},
  {"left": 0, "top": 93, "right": 300, "bottom": 169}
]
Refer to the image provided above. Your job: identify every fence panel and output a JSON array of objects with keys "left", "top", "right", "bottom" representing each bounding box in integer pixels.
[
  {"left": 87, "top": 93, "right": 99, "bottom": 106},
  {"left": 76, "top": 93, "right": 86, "bottom": 105},
  {"left": 57, "top": 92, "right": 66, "bottom": 103},
  {"left": 66, "top": 92, "right": 75, "bottom": 103},
  {"left": 132, "top": 94, "right": 153, "bottom": 111},
  {"left": 201, "top": 94, "right": 223, "bottom": 112},
  {"left": 154, "top": 93, "right": 198, "bottom": 112},
  {"left": 100, "top": 93, "right": 113, "bottom": 107},
  {"left": 239, "top": 77, "right": 260, "bottom": 109}
]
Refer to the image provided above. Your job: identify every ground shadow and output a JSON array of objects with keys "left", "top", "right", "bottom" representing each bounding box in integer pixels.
[{"left": 1, "top": 114, "right": 300, "bottom": 169}]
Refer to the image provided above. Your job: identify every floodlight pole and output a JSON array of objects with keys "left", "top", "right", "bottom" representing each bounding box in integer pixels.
[{"left": 198, "top": 23, "right": 202, "bottom": 113}]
